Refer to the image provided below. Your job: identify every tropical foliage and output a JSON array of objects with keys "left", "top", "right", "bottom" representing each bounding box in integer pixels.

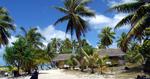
[
  {"left": 139, "top": 40, "right": 150, "bottom": 73},
  {"left": 117, "top": 32, "right": 127, "bottom": 48},
  {"left": 0, "top": 7, "right": 15, "bottom": 47},
  {"left": 98, "top": 27, "right": 115, "bottom": 48},
  {"left": 3, "top": 27, "right": 48, "bottom": 74},
  {"left": 111, "top": 0, "right": 150, "bottom": 51},
  {"left": 81, "top": 48, "right": 109, "bottom": 74},
  {"left": 54, "top": 0, "right": 95, "bottom": 40},
  {"left": 60, "top": 38, "right": 73, "bottom": 54},
  {"left": 125, "top": 42, "right": 144, "bottom": 64}
]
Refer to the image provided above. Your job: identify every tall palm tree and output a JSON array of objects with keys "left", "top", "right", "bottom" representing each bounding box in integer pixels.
[
  {"left": 110, "top": 0, "right": 150, "bottom": 51},
  {"left": 54, "top": 0, "right": 95, "bottom": 40},
  {"left": 0, "top": 7, "right": 15, "bottom": 47},
  {"left": 98, "top": 27, "right": 115, "bottom": 48}
]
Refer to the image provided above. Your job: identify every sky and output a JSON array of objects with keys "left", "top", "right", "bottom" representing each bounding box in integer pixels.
[{"left": 0, "top": 0, "right": 132, "bottom": 65}]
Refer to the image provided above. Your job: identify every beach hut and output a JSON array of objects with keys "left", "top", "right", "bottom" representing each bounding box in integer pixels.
[
  {"left": 98, "top": 48, "right": 125, "bottom": 66},
  {"left": 53, "top": 54, "right": 72, "bottom": 68}
]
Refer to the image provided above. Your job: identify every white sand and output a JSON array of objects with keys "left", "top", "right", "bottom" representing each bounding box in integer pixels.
[
  {"left": 0, "top": 69, "right": 136, "bottom": 79},
  {"left": 38, "top": 69, "right": 115, "bottom": 79}
]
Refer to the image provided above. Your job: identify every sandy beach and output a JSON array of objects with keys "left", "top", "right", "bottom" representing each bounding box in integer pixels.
[
  {"left": 38, "top": 69, "right": 114, "bottom": 79},
  {"left": 0, "top": 69, "right": 138, "bottom": 79}
]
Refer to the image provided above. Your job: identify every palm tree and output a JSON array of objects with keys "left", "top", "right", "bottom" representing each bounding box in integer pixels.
[
  {"left": 3, "top": 37, "right": 27, "bottom": 74},
  {"left": 81, "top": 48, "right": 109, "bottom": 74},
  {"left": 125, "top": 41, "right": 144, "bottom": 65},
  {"left": 98, "top": 42, "right": 106, "bottom": 49},
  {"left": 0, "top": 7, "right": 15, "bottom": 47},
  {"left": 60, "top": 38, "right": 73, "bottom": 54},
  {"left": 18, "top": 27, "right": 46, "bottom": 74},
  {"left": 117, "top": 32, "right": 127, "bottom": 48},
  {"left": 20, "top": 27, "right": 45, "bottom": 49},
  {"left": 54, "top": 0, "right": 95, "bottom": 40},
  {"left": 98, "top": 27, "right": 115, "bottom": 48},
  {"left": 110, "top": 0, "right": 150, "bottom": 51}
]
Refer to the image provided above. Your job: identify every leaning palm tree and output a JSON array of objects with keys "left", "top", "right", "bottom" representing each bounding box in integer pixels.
[
  {"left": 110, "top": 0, "right": 150, "bottom": 51},
  {"left": 0, "top": 7, "right": 15, "bottom": 47},
  {"left": 98, "top": 27, "right": 115, "bottom": 48},
  {"left": 54, "top": 0, "right": 95, "bottom": 40}
]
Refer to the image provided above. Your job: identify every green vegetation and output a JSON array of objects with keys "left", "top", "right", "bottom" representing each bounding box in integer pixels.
[
  {"left": 111, "top": 0, "right": 150, "bottom": 52},
  {"left": 3, "top": 27, "right": 48, "bottom": 74},
  {"left": 54, "top": 0, "right": 95, "bottom": 40},
  {"left": 139, "top": 40, "right": 150, "bottom": 73},
  {"left": 98, "top": 27, "right": 115, "bottom": 48},
  {"left": 0, "top": 0, "right": 150, "bottom": 77},
  {"left": 0, "top": 7, "right": 15, "bottom": 47}
]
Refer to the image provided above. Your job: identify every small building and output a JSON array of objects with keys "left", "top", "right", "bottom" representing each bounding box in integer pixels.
[
  {"left": 98, "top": 48, "right": 125, "bottom": 66},
  {"left": 52, "top": 54, "right": 72, "bottom": 68}
]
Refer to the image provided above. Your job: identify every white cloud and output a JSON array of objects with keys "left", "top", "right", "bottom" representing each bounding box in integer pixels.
[
  {"left": 85, "top": 13, "right": 129, "bottom": 30},
  {"left": 109, "top": 0, "right": 137, "bottom": 6},
  {"left": 8, "top": 36, "right": 18, "bottom": 46},
  {"left": 110, "top": 42, "right": 117, "bottom": 48},
  {"left": 38, "top": 25, "right": 71, "bottom": 44}
]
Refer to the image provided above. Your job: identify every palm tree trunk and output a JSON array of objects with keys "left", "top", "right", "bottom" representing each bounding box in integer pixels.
[
  {"left": 143, "top": 59, "right": 150, "bottom": 73},
  {"left": 91, "top": 66, "right": 94, "bottom": 74}
]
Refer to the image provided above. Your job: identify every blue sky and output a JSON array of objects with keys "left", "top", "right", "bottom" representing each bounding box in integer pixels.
[{"left": 0, "top": 0, "right": 132, "bottom": 65}]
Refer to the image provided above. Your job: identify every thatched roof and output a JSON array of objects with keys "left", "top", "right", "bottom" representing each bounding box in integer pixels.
[
  {"left": 98, "top": 48, "right": 125, "bottom": 57},
  {"left": 53, "top": 54, "right": 72, "bottom": 61}
]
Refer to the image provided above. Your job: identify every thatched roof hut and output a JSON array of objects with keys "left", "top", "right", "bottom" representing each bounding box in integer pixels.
[
  {"left": 53, "top": 54, "right": 72, "bottom": 61},
  {"left": 98, "top": 48, "right": 125, "bottom": 57}
]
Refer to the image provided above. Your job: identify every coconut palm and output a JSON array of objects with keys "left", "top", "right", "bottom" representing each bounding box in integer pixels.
[
  {"left": 110, "top": 0, "right": 150, "bottom": 51},
  {"left": 81, "top": 48, "right": 109, "bottom": 74},
  {"left": 98, "top": 42, "right": 106, "bottom": 49},
  {"left": 14, "top": 27, "right": 46, "bottom": 74},
  {"left": 54, "top": 0, "right": 95, "bottom": 40},
  {"left": 0, "top": 7, "right": 15, "bottom": 47},
  {"left": 117, "top": 32, "right": 127, "bottom": 48},
  {"left": 98, "top": 27, "right": 115, "bottom": 48},
  {"left": 139, "top": 40, "right": 150, "bottom": 73},
  {"left": 3, "top": 37, "right": 27, "bottom": 74},
  {"left": 60, "top": 38, "right": 72, "bottom": 54},
  {"left": 125, "top": 41, "right": 144, "bottom": 65},
  {"left": 20, "top": 27, "right": 45, "bottom": 49}
]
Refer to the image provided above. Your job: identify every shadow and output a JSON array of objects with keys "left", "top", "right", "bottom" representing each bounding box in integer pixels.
[
  {"left": 122, "top": 66, "right": 142, "bottom": 73},
  {"left": 39, "top": 72, "right": 49, "bottom": 74}
]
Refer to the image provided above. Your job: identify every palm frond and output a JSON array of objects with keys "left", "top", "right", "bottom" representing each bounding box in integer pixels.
[
  {"left": 54, "top": 15, "right": 69, "bottom": 25},
  {"left": 80, "top": 0, "right": 91, "bottom": 5},
  {"left": 131, "top": 3, "right": 150, "bottom": 25},
  {"left": 0, "top": 15, "right": 12, "bottom": 22},
  {"left": 110, "top": 2, "right": 144, "bottom": 13},
  {"left": 127, "top": 13, "right": 150, "bottom": 39},
  {"left": 76, "top": 6, "right": 95, "bottom": 17},
  {"left": 115, "top": 14, "right": 133, "bottom": 29},
  {"left": 20, "top": 27, "right": 27, "bottom": 36},
  {"left": 54, "top": 6, "right": 68, "bottom": 14}
]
